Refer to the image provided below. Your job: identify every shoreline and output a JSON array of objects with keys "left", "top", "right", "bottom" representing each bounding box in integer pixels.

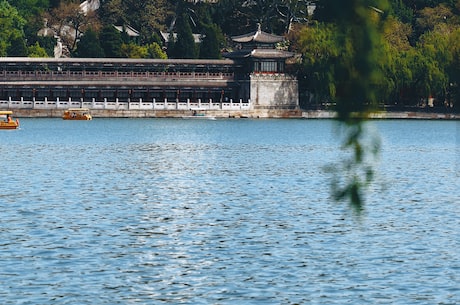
[
  {"left": 6, "top": 108, "right": 460, "bottom": 120},
  {"left": 301, "top": 110, "right": 460, "bottom": 120}
]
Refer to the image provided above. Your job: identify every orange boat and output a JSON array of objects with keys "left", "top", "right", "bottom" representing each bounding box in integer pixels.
[
  {"left": 0, "top": 111, "right": 20, "bottom": 129},
  {"left": 63, "top": 108, "right": 92, "bottom": 120}
]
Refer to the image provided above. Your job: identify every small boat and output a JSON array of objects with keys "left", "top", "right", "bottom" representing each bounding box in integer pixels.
[
  {"left": 182, "top": 108, "right": 216, "bottom": 120},
  {"left": 0, "top": 111, "right": 20, "bottom": 129},
  {"left": 63, "top": 108, "right": 92, "bottom": 120}
]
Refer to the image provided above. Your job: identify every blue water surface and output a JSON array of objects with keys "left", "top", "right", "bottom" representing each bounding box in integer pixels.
[{"left": 1, "top": 118, "right": 459, "bottom": 304}]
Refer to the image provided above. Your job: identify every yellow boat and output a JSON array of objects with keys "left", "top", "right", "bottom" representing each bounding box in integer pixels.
[
  {"left": 63, "top": 108, "right": 92, "bottom": 120},
  {"left": 0, "top": 111, "right": 20, "bottom": 129}
]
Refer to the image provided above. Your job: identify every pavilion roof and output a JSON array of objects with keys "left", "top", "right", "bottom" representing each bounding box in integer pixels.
[{"left": 231, "top": 25, "right": 284, "bottom": 44}]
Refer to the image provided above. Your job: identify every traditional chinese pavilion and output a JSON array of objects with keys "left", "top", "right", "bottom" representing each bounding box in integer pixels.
[
  {"left": 1, "top": 26, "right": 299, "bottom": 118},
  {"left": 224, "top": 25, "right": 299, "bottom": 110}
]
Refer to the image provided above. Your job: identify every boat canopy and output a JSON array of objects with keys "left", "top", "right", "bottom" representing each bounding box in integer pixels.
[
  {"left": 0, "top": 111, "right": 13, "bottom": 115},
  {"left": 66, "top": 108, "right": 90, "bottom": 111}
]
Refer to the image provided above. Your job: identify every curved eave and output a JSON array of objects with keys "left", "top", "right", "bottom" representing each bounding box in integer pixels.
[
  {"left": 223, "top": 50, "right": 252, "bottom": 59},
  {"left": 224, "top": 50, "right": 294, "bottom": 59},
  {"left": 250, "top": 49, "right": 294, "bottom": 59},
  {"left": 231, "top": 30, "right": 284, "bottom": 44}
]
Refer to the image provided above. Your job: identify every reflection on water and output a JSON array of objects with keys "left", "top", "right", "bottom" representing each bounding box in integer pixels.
[{"left": 1, "top": 119, "right": 458, "bottom": 304}]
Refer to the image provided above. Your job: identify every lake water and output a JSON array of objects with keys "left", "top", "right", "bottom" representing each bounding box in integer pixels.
[{"left": 1, "top": 118, "right": 459, "bottom": 304}]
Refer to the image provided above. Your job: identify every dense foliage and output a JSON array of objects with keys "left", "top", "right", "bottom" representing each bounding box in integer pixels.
[
  {"left": 1, "top": 0, "right": 458, "bottom": 109},
  {"left": 295, "top": 0, "right": 460, "bottom": 110}
]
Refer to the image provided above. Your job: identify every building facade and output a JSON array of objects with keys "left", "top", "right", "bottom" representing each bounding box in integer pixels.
[
  {"left": 0, "top": 28, "right": 299, "bottom": 117},
  {"left": 224, "top": 25, "right": 298, "bottom": 110}
]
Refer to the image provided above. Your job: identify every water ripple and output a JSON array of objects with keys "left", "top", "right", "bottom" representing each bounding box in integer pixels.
[{"left": 0, "top": 119, "right": 458, "bottom": 304}]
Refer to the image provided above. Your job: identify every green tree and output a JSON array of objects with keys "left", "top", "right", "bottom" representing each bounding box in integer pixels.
[
  {"left": 385, "top": 50, "right": 413, "bottom": 105},
  {"left": 8, "top": 0, "right": 49, "bottom": 18},
  {"left": 120, "top": 42, "right": 148, "bottom": 58},
  {"left": 273, "top": 0, "right": 311, "bottom": 34},
  {"left": 0, "top": 0, "right": 26, "bottom": 56},
  {"left": 213, "top": 0, "right": 308, "bottom": 35},
  {"left": 138, "top": 0, "right": 173, "bottom": 41},
  {"left": 99, "top": 0, "right": 124, "bottom": 26},
  {"left": 411, "top": 24, "right": 458, "bottom": 105},
  {"left": 100, "top": 25, "right": 123, "bottom": 58},
  {"left": 291, "top": 22, "right": 339, "bottom": 107},
  {"left": 237, "top": 0, "right": 279, "bottom": 33},
  {"left": 49, "top": 0, "right": 59, "bottom": 8},
  {"left": 447, "top": 27, "right": 460, "bottom": 108},
  {"left": 36, "top": 35, "right": 57, "bottom": 57},
  {"left": 44, "top": 0, "right": 101, "bottom": 54},
  {"left": 389, "top": 0, "right": 413, "bottom": 23},
  {"left": 171, "top": 12, "right": 197, "bottom": 59},
  {"left": 7, "top": 36, "right": 28, "bottom": 56},
  {"left": 383, "top": 15, "right": 412, "bottom": 51},
  {"left": 119, "top": 0, "right": 173, "bottom": 43},
  {"left": 199, "top": 23, "right": 223, "bottom": 59},
  {"left": 166, "top": 31, "right": 176, "bottom": 58},
  {"left": 312, "top": 0, "right": 390, "bottom": 209},
  {"left": 412, "top": 0, "right": 458, "bottom": 9},
  {"left": 27, "top": 41, "right": 49, "bottom": 57},
  {"left": 75, "top": 29, "right": 105, "bottom": 57},
  {"left": 213, "top": 0, "right": 248, "bottom": 35},
  {"left": 381, "top": 16, "right": 413, "bottom": 105},
  {"left": 416, "top": 3, "right": 454, "bottom": 33},
  {"left": 403, "top": 48, "right": 439, "bottom": 104},
  {"left": 147, "top": 42, "right": 167, "bottom": 59}
]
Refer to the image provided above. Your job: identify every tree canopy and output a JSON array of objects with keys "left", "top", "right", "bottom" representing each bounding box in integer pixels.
[
  {"left": 1, "top": 0, "right": 459, "bottom": 108},
  {"left": 0, "top": 0, "right": 26, "bottom": 56},
  {"left": 292, "top": 0, "right": 460, "bottom": 111},
  {"left": 75, "top": 28, "right": 104, "bottom": 57}
]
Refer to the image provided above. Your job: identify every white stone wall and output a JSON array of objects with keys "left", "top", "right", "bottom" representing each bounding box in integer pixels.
[{"left": 250, "top": 74, "right": 299, "bottom": 109}]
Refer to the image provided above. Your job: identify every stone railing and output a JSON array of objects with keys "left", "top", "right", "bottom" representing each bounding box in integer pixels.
[{"left": 0, "top": 97, "right": 251, "bottom": 111}]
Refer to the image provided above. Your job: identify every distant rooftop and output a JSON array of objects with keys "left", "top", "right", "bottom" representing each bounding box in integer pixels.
[
  {"left": 113, "top": 25, "right": 140, "bottom": 37},
  {"left": 160, "top": 32, "right": 202, "bottom": 44},
  {"left": 80, "top": 0, "right": 100, "bottom": 14}
]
